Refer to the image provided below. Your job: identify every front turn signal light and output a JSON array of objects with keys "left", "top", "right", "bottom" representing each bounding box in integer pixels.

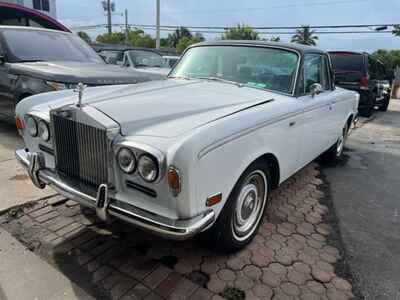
[
  {"left": 167, "top": 166, "right": 181, "bottom": 197},
  {"left": 206, "top": 193, "right": 222, "bottom": 207},
  {"left": 15, "top": 116, "right": 24, "bottom": 132}
]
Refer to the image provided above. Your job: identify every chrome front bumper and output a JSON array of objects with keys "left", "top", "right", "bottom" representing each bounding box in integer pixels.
[{"left": 16, "top": 148, "right": 215, "bottom": 240}]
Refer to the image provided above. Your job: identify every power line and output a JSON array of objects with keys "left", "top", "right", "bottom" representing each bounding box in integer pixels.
[
  {"left": 74, "top": 24, "right": 395, "bottom": 35},
  {"left": 167, "top": 0, "right": 369, "bottom": 15},
  {"left": 73, "top": 23, "right": 399, "bottom": 31}
]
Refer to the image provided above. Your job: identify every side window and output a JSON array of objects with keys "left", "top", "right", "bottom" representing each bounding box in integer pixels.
[{"left": 303, "top": 54, "right": 330, "bottom": 94}]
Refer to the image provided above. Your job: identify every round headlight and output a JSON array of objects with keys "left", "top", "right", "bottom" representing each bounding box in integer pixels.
[
  {"left": 26, "top": 116, "right": 38, "bottom": 137},
  {"left": 117, "top": 148, "right": 136, "bottom": 174},
  {"left": 38, "top": 120, "right": 50, "bottom": 142},
  {"left": 138, "top": 154, "right": 158, "bottom": 182}
]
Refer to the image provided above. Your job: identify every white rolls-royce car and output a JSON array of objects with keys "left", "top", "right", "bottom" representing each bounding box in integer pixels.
[{"left": 15, "top": 41, "right": 359, "bottom": 252}]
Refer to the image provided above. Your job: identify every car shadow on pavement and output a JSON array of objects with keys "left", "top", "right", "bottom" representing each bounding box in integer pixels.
[{"left": 0, "top": 163, "right": 356, "bottom": 300}]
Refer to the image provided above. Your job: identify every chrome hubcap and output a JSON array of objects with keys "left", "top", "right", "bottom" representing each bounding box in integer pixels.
[{"left": 232, "top": 170, "right": 267, "bottom": 242}]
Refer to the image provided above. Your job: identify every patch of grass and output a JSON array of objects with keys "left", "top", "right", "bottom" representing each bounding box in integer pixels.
[{"left": 222, "top": 287, "right": 245, "bottom": 300}]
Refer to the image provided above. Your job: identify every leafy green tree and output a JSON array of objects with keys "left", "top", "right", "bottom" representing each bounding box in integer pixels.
[
  {"left": 291, "top": 25, "right": 318, "bottom": 46},
  {"left": 176, "top": 36, "right": 203, "bottom": 53},
  {"left": 221, "top": 24, "right": 259, "bottom": 40},
  {"left": 393, "top": 25, "right": 400, "bottom": 37},
  {"left": 371, "top": 49, "right": 400, "bottom": 75},
  {"left": 167, "top": 27, "right": 193, "bottom": 48},
  {"left": 77, "top": 31, "right": 91, "bottom": 43},
  {"left": 128, "top": 29, "right": 155, "bottom": 48},
  {"left": 96, "top": 32, "right": 125, "bottom": 44},
  {"left": 96, "top": 30, "right": 156, "bottom": 48}
]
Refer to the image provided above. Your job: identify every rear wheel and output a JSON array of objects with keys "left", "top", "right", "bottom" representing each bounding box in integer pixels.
[
  {"left": 203, "top": 161, "right": 270, "bottom": 253},
  {"left": 322, "top": 123, "right": 349, "bottom": 164},
  {"left": 359, "top": 93, "right": 374, "bottom": 117}
]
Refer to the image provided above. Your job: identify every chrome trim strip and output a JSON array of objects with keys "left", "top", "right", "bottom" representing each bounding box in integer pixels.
[{"left": 16, "top": 149, "right": 213, "bottom": 240}]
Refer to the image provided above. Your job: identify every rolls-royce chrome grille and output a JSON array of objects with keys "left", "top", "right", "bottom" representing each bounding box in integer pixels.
[{"left": 52, "top": 113, "right": 109, "bottom": 188}]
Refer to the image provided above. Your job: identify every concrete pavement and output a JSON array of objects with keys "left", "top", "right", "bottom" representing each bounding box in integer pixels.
[
  {"left": 323, "top": 100, "right": 400, "bottom": 299},
  {"left": 0, "top": 227, "right": 94, "bottom": 300},
  {"left": 0, "top": 121, "right": 55, "bottom": 212}
]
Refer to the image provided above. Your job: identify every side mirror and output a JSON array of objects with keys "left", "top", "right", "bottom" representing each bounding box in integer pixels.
[
  {"left": 310, "top": 83, "right": 323, "bottom": 97},
  {"left": 0, "top": 54, "right": 5, "bottom": 65}
]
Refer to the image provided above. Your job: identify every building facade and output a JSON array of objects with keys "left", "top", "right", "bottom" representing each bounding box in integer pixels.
[{"left": 2, "top": 0, "right": 57, "bottom": 19}]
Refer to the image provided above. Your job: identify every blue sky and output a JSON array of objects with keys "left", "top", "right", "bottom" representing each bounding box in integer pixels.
[{"left": 58, "top": 0, "right": 400, "bottom": 52}]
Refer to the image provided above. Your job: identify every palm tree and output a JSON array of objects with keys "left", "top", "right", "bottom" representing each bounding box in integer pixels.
[{"left": 291, "top": 25, "right": 318, "bottom": 46}]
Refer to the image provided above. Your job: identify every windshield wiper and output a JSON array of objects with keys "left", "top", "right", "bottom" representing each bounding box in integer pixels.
[
  {"left": 134, "top": 64, "right": 149, "bottom": 67},
  {"left": 194, "top": 76, "right": 244, "bottom": 88},
  {"left": 168, "top": 75, "right": 192, "bottom": 80},
  {"left": 18, "top": 59, "right": 45, "bottom": 63}
]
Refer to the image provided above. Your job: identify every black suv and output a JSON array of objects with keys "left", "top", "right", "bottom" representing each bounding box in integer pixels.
[
  {"left": 329, "top": 51, "right": 392, "bottom": 117},
  {"left": 0, "top": 26, "right": 149, "bottom": 121}
]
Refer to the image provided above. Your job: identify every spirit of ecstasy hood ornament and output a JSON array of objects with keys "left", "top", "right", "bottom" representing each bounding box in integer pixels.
[{"left": 74, "top": 82, "right": 87, "bottom": 108}]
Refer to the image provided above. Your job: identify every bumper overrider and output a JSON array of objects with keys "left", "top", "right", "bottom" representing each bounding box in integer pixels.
[{"left": 15, "top": 148, "right": 215, "bottom": 240}]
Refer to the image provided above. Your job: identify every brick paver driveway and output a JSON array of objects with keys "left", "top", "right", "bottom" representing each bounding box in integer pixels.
[{"left": 0, "top": 163, "right": 354, "bottom": 299}]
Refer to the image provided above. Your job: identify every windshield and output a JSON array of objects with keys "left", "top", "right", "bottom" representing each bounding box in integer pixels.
[
  {"left": 3, "top": 29, "right": 104, "bottom": 63},
  {"left": 170, "top": 46, "right": 299, "bottom": 94},
  {"left": 127, "top": 50, "right": 168, "bottom": 68}
]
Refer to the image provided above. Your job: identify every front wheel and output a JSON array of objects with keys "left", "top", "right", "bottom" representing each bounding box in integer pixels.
[{"left": 202, "top": 161, "right": 270, "bottom": 253}]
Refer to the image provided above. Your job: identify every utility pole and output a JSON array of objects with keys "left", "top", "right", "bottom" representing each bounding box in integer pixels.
[
  {"left": 156, "top": 0, "right": 160, "bottom": 49},
  {"left": 107, "top": 0, "right": 112, "bottom": 34},
  {"left": 125, "top": 9, "right": 129, "bottom": 44}
]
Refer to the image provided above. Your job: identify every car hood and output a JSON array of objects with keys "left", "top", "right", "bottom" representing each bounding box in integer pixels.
[
  {"left": 24, "top": 79, "right": 275, "bottom": 138},
  {"left": 11, "top": 61, "right": 150, "bottom": 85},
  {"left": 91, "top": 79, "right": 274, "bottom": 137}
]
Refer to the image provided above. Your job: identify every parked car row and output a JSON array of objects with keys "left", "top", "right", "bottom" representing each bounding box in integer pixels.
[
  {"left": 92, "top": 43, "right": 179, "bottom": 79},
  {"left": 1, "top": 25, "right": 392, "bottom": 123}
]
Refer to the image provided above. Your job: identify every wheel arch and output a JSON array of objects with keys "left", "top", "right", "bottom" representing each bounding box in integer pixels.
[
  {"left": 253, "top": 153, "right": 280, "bottom": 189},
  {"left": 346, "top": 113, "right": 354, "bottom": 130}
]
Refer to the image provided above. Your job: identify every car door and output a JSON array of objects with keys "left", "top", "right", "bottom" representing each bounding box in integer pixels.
[
  {"left": 0, "top": 35, "right": 15, "bottom": 119},
  {"left": 297, "top": 53, "right": 337, "bottom": 165}
]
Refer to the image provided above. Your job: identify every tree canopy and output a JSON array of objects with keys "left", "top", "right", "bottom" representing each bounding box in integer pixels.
[
  {"left": 176, "top": 35, "right": 204, "bottom": 53},
  {"left": 221, "top": 24, "right": 260, "bottom": 40},
  {"left": 167, "top": 27, "right": 193, "bottom": 48},
  {"left": 371, "top": 49, "right": 400, "bottom": 75},
  {"left": 77, "top": 31, "right": 91, "bottom": 43},
  {"left": 96, "top": 30, "right": 155, "bottom": 48},
  {"left": 291, "top": 25, "right": 318, "bottom": 46}
]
